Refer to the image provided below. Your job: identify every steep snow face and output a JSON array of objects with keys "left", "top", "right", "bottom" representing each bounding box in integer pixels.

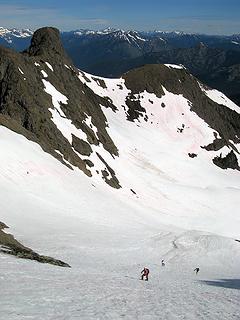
[
  {"left": 76, "top": 70, "right": 240, "bottom": 238},
  {"left": 200, "top": 85, "right": 240, "bottom": 114}
]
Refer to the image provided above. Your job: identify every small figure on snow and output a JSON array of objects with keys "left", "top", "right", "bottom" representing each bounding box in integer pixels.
[
  {"left": 194, "top": 267, "right": 200, "bottom": 275},
  {"left": 161, "top": 259, "right": 165, "bottom": 267},
  {"left": 141, "top": 267, "right": 150, "bottom": 281}
]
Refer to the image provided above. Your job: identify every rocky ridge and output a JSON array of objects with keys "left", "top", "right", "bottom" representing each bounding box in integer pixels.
[
  {"left": 0, "top": 27, "right": 120, "bottom": 187},
  {"left": 0, "top": 222, "right": 70, "bottom": 267}
]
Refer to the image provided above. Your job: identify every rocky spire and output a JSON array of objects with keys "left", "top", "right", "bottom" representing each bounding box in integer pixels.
[{"left": 26, "top": 27, "right": 69, "bottom": 61}]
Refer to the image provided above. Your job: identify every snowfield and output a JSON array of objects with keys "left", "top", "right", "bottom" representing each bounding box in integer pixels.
[{"left": 1, "top": 68, "right": 240, "bottom": 319}]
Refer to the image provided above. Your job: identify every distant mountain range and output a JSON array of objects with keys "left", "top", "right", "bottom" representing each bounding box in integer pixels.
[
  {"left": 0, "top": 27, "right": 33, "bottom": 51},
  {"left": 1, "top": 27, "right": 240, "bottom": 105}
]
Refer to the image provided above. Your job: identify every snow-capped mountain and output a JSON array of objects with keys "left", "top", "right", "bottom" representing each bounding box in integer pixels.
[
  {"left": 2, "top": 26, "right": 240, "bottom": 52},
  {"left": 65, "top": 28, "right": 240, "bottom": 49},
  {"left": 73, "top": 28, "right": 148, "bottom": 43},
  {"left": 1, "top": 27, "right": 240, "bottom": 319},
  {"left": 0, "top": 27, "right": 33, "bottom": 51},
  {"left": 2, "top": 26, "right": 240, "bottom": 48},
  {"left": 62, "top": 28, "right": 154, "bottom": 62},
  {"left": 0, "top": 27, "right": 33, "bottom": 39}
]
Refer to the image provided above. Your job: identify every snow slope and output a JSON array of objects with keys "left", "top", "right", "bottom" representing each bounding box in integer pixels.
[
  {"left": 77, "top": 71, "right": 240, "bottom": 237},
  {"left": 1, "top": 68, "right": 240, "bottom": 319}
]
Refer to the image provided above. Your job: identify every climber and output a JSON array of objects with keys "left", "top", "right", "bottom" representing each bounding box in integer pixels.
[
  {"left": 141, "top": 267, "right": 150, "bottom": 281},
  {"left": 194, "top": 267, "right": 200, "bottom": 275}
]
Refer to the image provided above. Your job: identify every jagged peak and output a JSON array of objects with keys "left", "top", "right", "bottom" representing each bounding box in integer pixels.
[{"left": 26, "top": 27, "right": 68, "bottom": 59}]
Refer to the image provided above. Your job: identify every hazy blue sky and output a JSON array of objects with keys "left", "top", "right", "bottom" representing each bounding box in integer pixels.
[{"left": 0, "top": 0, "right": 239, "bottom": 35}]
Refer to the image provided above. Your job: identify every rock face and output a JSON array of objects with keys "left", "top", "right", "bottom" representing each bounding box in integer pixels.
[
  {"left": 72, "top": 134, "right": 93, "bottom": 156},
  {"left": 26, "top": 27, "right": 67, "bottom": 58},
  {"left": 213, "top": 151, "right": 240, "bottom": 170},
  {"left": 0, "top": 27, "right": 118, "bottom": 181},
  {"left": 0, "top": 222, "right": 70, "bottom": 267},
  {"left": 123, "top": 64, "right": 240, "bottom": 145}
]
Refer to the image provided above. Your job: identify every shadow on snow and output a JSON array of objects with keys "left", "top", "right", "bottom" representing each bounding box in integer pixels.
[{"left": 200, "top": 279, "right": 240, "bottom": 290}]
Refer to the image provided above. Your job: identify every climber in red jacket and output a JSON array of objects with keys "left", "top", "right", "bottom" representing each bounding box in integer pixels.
[{"left": 141, "top": 267, "right": 150, "bottom": 281}]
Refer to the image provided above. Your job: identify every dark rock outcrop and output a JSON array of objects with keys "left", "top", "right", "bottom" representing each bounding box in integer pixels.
[
  {"left": 0, "top": 27, "right": 119, "bottom": 182},
  {"left": 125, "top": 97, "right": 146, "bottom": 122},
  {"left": 96, "top": 152, "right": 121, "bottom": 189},
  {"left": 25, "top": 27, "right": 68, "bottom": 59},
  {"left": 188, "top": 153, "right": 197, "bottom": 158},
  {"left": 72, "top": 134, "right": 93, "bottom": 156},
  {"left": 213, "top": 150, "right": 240, "bottom": 170},
  {"left": 0, "top": 222, "right": 70, "bottom": 267},
  {"left": 202, "top": 138, "right": 227, "bottom": 151}
]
